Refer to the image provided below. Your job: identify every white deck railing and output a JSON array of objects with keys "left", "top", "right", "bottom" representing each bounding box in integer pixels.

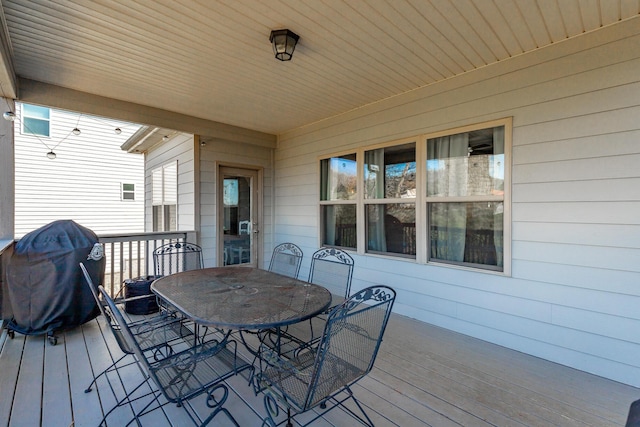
[{"left": 98, "top": 231, "right": 196, "bottom": 297}]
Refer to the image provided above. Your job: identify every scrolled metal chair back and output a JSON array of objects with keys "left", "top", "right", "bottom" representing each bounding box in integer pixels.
[
  {"left": 306, "top": 285, "right": 395, "bottom": 409},
  {"left": 308, "top": 247, "right": 354, "bottom": 299},
  {"left": 80, "top": 262, "right": 134, "bottom": 355},
  {"left": 268, "top": 242, "right": 303, "bottom": 279},
  {"left": 153, "top": 241, "right": 203, "bottom": 276}
]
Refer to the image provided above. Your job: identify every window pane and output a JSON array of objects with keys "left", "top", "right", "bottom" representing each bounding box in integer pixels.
[
  {"left": 427, "top": 126, "right": 504, "bottom": 197},
  {"left": 429, "top": 202, "right": 503, "bottom": 269},
  {"left": 366, "top": 204, "right": 416, "bottom": 256},
  {"left": 165, "top": 205, "right": 177, "bottom": 231},
  {"left": 224, "top": 179, "right": 239, "bottom": 206},
  {"left": 23, "top": 117, "right": 50, "bottom": 137},
  {"left": 122, "top": 183, "right": 135, "bottom": 191},
  {"left": 122, "top": 192, "right": 135, "bottom": 200},
  {"left": 320, "top": 154, "right": 357, "bottom": 201},
  {"left": 365, "top": 143, "right": 416, "bottom": 199},
  {"left": 321, "top": 204, "right": 356, "bottom": 248},
  {"left": 152, "top": 168, "right": 163, "bottom": 205},
  {"left": 23, "top": 104, "right": 50, "bottom": 120},
  {"left": 163, "top": 163, "right": 178, "bottom": 204},
  {"left": 153, "top": 205, "right": 162, "bottom": 231}
]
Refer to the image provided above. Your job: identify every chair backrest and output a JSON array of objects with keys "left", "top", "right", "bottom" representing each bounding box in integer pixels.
[
  {"left": 305, "top": 285, "right": 395, "bottom": 409},
  {"left": 99, "top": 286, "right": 161, "bottom": 371},
  {"left": 153, "top": 241, "right": 203, "bottom": 276},
  {"left": 239, "top": 220, "right": 250, "bottom": 235},
  {"left": 268, "top": 243, "right": 303, "bottom": 279},
  {"left": 80, "top": 262, "right": 134, "bottom": 355},
  {"left": 308, "top": 247, "right": 354, "bottom": 299}
]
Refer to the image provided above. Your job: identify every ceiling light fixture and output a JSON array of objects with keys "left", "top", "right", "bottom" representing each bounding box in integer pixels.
[
  {"left": 162, "top": 135, "right": 169, "bottom": 142},
  {"left": 269, "top": 29, "right": 299, "bottom": 61}
]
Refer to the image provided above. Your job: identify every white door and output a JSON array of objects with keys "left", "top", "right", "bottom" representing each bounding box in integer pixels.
[{"left": 219, "top": 167, "right": 259, "bottom": 267}]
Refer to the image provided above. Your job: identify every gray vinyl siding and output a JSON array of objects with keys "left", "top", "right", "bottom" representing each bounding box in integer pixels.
[
  {"left": 199, "top": 138, "right": 273, "bottom": 268},
  {"left": 274, "top": 20, "right": 640, "bottom": 386},
  {"left": 144, "top": 135, "right": 274, "bottom": 269},
  {"left": 0, "top": 99, "right": 14, "bottom": 241},
  {"left": 144, "top": 133, "right": 195, "bottom": 232},
  {"left": 14, "top": 105, "right": 143, "bottom": 237}
]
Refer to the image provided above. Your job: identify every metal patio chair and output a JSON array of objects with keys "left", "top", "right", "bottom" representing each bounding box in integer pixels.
[
  {"left": 278, "top": 247, "right": 355, "bottom": 348},
  {"left": 98, "top": 285, "right": 253, "bottom": 427},
  {"left": 268, "top": 242, "right": 303, "bottom": 279},
  {"left": 80, "top": 263, "right": 194, "bottom": 394},
  {"left": 308, "top": 247, "right": 354, "bottom": 300},
  {"left": 253, "top": 285, "right": 396, "bottom": 427},
  {"left": 153, "top": 241, "right": 204, "bottom": 276}
]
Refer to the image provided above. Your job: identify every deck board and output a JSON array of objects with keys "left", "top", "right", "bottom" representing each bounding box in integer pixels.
[{"left": 1, "top": 313, "right": 638, "bottom": 427}]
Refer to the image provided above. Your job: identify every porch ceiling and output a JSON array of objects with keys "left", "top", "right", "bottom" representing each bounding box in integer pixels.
[{"left": 0, "top": 1, "right": 637, "bottom": 135}]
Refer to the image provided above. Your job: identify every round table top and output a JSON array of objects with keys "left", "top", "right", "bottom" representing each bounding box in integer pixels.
[{"left": 151, "top": 267, "right": 332, "bottom": 330}]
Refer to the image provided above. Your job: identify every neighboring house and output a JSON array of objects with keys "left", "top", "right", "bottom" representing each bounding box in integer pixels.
[
  {"left": 14, "top": 103, "right": 144, "bottom": 237},
  {"left": 121, "top": 21, "right": 640, "bottom": 388}
]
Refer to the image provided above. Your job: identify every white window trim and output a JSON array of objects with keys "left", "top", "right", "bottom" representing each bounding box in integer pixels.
[
  {"left": 121, "top": 183, "right": 135, "bottom": 201},
  {"left": 318, "top": 117, "right": 512, "bottom": 276},
  {"left": 21, "top": 104, "right": 51, "bottom": 137}
]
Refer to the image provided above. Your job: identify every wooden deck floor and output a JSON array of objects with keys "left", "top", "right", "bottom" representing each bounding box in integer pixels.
[{"left": 0, "top": 313, "right": 638, "bottom": 427}]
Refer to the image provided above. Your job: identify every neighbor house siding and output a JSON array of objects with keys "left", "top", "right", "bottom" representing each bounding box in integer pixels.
[
  {"left": 14, "top": 104, "right": 143, "bottom": 237},
  {"left": 199, "top": 138, "right": 273, "bottom": 268},
  {"left": 275, "top": 19, "right": 640, "bottom": 386},
  {"left": 144, "top": 133, "right": 195, "bottom": 233}
]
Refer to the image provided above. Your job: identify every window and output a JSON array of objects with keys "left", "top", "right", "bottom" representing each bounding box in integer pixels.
[
  {"left": 426, "top": 124, "right": 506, "bottom": 271},
  {"left": 320, "top": 154, "right": 357, "bottom": 248},
  {"left": 22, "top": 104, "right": 50, "bottom": 137},
  {"left": 152, "top": 162, "right": 177, "bottom": 232},
  {"left": 122, "top": 183, "right": 135, "bottom": 200},
  {"left": 318, "top": 118, "right": 510, "bottom": 273},
  {"left": 364, "top": 142, "right": 416, "bottom": 257}
]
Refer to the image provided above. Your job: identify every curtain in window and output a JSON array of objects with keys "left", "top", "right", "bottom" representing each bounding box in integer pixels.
[
  {"left": 493, "top": 126, "right": 505, "bottom": 268},
  {"left": 428, "top": 133, "right": 469, "bottom": 262},
  {"left": 365, "top": 149, "right": 386, "bottom": 252}
]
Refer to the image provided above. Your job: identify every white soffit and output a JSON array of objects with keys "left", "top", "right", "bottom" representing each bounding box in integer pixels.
[{"left": 1, "top": 0, "right": 638, "bottom": 134}]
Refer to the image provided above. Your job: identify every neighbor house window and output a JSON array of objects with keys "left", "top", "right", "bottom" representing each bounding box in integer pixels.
[
  {"left": 22, "top": 104, "right": 50, "bottom": 137},
  {"left": 122, "top": 183, "right": 135, "bottom": 200},
  {"left": 364, "top": 142, "right": 416, "bottom": 257},
  {"left": 318, "top": 118, "right": 510, "bottom": 273},
  {"left": 426, "top": 124, "right": 506, "bottom": 271},
  {"left": 320, "top": 154, "right": 357, "bottom": 248},
  {"left": 152, "top": 162, "right": 177, "bottom": 232}
]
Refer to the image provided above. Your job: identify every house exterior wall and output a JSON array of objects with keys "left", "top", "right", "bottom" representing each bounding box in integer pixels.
[
  {"left": 199, "top": 138, "right": 273, "bottom": 268},
  {"left": 0, "top": 98, "right": 14, "bottom": 242},
  {"left": 144, "top": 133, "right": 196, "bottom": 233},
  {"left": 275, "top": 19, "right": 640, "bottom": 387},
  {"left": 14, "top": 104, "right": 143, "bottom": 237}
]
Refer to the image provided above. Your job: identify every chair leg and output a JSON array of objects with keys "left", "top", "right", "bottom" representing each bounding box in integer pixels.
[{"left": 85, "top": 353, "right": 129, "bottom": 393}]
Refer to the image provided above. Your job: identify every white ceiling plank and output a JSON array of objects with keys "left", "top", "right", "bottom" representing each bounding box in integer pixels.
[
  {"left": 600, "top": 0, "right": 622, "bottom": 26},
  {"left": 537, "top": 0, "right": 569, "bottom": 43},
  {"left": 492, "top": 0, "right": 537, "bottom": 52},
  {"left": 0, "top": 0, "right": 636, "bottom": 134},
  {"left": 557, "top": 0, "right": 586, "bottom": 36},
  {"left": 513, "top": 0, "right": 552, "bottom": 48}
]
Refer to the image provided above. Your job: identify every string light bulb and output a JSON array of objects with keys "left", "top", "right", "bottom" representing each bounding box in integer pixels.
[
  {"left": 46, "top": 151, "right": 57, "bottom": 159},
  {"left": 114, "top": 127, "right": 122, "bottom": 134},
  {"left": 3, "top": 111, "right": 15, "bottom": 121},
  {"left": 72, "top": 127, "right": 81, "bottom": 135}
]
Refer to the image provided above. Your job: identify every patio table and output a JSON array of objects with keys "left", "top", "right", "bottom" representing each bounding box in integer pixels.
[{"left": 150, "top": 266, "right": 332, "bottom": 330}]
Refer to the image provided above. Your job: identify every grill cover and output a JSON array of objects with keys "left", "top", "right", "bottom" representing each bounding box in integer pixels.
[{"left": 6, "top": 220, "right": 103, "bottom": 336}]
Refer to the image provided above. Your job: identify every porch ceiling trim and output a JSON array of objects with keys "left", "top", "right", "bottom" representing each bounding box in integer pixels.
[
  {"left": 17, "top": 77, "right": 276, "bottom": 148},
  {"left": 0, "top": 4, "right": 16, "bottom": 99}
]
